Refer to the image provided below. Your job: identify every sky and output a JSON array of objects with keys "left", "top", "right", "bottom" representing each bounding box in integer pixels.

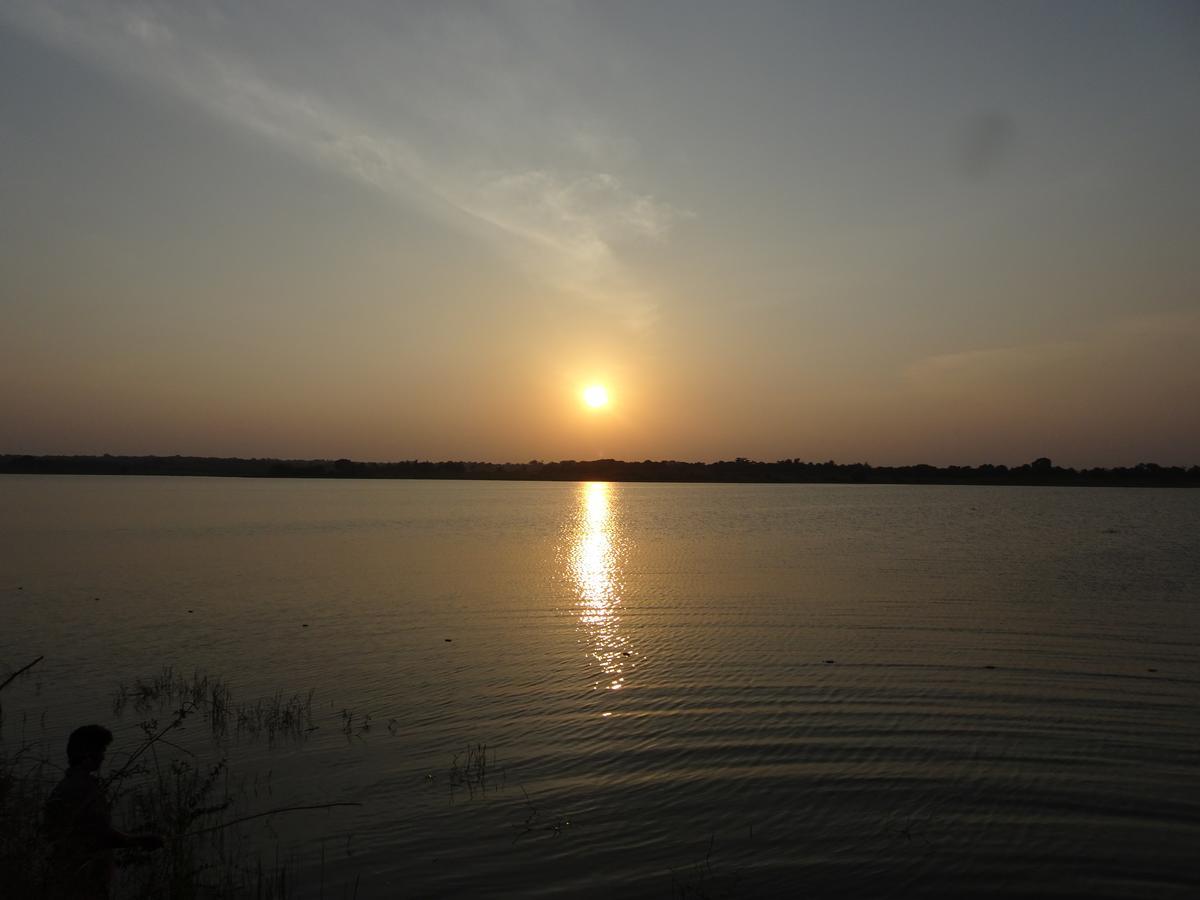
[{"left": 1, "top": 1, "right": 1197, "bottom": 467}]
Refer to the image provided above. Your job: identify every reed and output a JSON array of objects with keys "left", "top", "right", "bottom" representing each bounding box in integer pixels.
[
  {"left": 1, "top": 656, "right": 359, "bottom": 899},
  {"left": 111, "top": 667, "right": 316, "bottom": 747},
  {"left": 512, "top": 785, "right": 571, "bottom": 841},
  {"left": 447, "top": 742, "right": 503, "bottom": 798},
  {"left": 669, "top": 830, "right": 755, "bottom": 899}
]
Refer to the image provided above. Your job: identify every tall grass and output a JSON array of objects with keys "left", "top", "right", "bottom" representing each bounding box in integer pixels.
[
  {"left": 0, "top": 722, "right": 53, "bottom": 896},
  {"left": 111, "top": 667, "right": 316, "bottom": 746},
  {"left": 1, "top": 657, "right": 359, "bottom": 899}
]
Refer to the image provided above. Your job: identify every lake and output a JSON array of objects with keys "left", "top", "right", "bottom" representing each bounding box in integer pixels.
[{"left": 2, "top": 475, "right": 1198, "bottom": 898}]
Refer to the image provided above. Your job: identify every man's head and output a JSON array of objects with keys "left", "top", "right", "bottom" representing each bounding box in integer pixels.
[{"left": 66, "top": 724, "right": 113, "bottom": 771}]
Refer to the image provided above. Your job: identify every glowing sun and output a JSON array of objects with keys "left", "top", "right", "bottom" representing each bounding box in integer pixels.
[{"left": 582, "top": 384, "right": 610, "bottom": 409}]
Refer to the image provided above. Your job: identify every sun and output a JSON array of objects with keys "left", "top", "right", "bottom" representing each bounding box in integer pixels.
[{"left": 582, "top": 384, "right": 610, "bottom": 409}]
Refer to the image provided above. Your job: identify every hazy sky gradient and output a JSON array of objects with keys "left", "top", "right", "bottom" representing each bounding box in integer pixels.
[{"left": 2, "top": 1, "right": 1197, "bottom": 465}]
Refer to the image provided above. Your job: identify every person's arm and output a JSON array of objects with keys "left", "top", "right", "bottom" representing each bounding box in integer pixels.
[{"left": 89, "top": 780, "right": 164, "bottom": 850}]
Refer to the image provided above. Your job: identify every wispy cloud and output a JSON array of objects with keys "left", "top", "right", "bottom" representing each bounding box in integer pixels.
[
  {"left": 3, "top": 1, "right": 685, "bottom": 331},
  {"left": 465, "top": 169, "right": 681, "bottom": 305},
  {"left": 905, "top": 311, "right": 1200, "bottom": 393}
]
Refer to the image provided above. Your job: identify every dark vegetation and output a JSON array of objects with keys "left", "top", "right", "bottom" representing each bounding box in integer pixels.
[
  {"left": 1, "top": 659, "right": 361, "bottom": 899},
  {"left": 3, "top": 453, "right": 1198, "bottom": 486}
]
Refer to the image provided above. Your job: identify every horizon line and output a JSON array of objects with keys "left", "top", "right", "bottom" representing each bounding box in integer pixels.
[{"left": 3, "top": 452, "right": 1197, "bottom": 473}]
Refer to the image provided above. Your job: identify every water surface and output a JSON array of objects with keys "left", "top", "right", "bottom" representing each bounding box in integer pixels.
[{"left": 2, "top": 476, "right": 1198, "bottom": 897}]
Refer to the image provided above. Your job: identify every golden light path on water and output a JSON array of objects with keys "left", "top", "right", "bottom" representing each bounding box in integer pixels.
[{"left": 568, "top": 482, "right": 633, "bottom": 694}]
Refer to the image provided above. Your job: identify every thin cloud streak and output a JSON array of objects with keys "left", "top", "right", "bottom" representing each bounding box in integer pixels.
[{"left": 905, "top": 311, "right": 1200, "bottom": 392}]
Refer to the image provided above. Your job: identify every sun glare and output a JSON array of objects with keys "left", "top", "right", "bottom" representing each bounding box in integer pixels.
[{"left": 583, "top": 384, "right": 610, "bottom": 409}]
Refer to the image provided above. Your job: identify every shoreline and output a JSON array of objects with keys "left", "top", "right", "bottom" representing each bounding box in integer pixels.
[{"left": 3, "top": 454, "right": 1198, "bottom": 488}]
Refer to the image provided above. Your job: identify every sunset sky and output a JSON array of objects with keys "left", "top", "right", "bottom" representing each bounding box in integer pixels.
[{"left": 2, "top": 1, "right": 1197, "bottom": 466}]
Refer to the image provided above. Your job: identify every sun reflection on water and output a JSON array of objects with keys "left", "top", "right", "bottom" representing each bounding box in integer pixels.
[{"left": 569, "top": 481, "right": 633, "bottom": 692}]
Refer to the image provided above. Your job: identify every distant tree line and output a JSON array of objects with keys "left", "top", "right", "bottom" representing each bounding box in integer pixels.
[{"left": 2, "top": 453, "right": 1198, "bottom": 487}]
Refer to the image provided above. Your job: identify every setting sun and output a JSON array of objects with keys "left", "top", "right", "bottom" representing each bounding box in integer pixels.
[{"left": 582, "top": 385, "right": 610, "bottom": 409}]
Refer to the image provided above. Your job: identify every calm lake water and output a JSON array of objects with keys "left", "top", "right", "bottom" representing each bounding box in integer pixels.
[{"left": 2, "top": 475, "right": 1198, "bottom": 898}]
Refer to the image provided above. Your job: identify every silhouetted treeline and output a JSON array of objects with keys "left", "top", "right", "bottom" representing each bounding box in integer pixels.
[{"left": 2, "top": 454, "right": 1198, "bottom": 487}]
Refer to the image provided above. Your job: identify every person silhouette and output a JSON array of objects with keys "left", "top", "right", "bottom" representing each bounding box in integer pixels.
[{"left": 43, "top": 725, "right": 163, "bottom": 899}]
